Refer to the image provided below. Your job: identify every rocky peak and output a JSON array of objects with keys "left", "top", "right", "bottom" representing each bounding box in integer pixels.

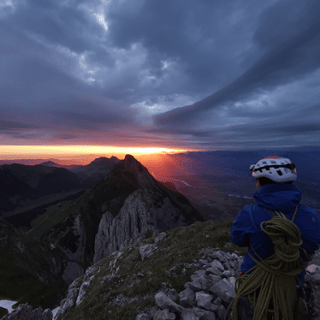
[
  {"left": 40, "top": 161, "right": 59, "bottom": 167},
  {"left": 91, "top": 157, "right": 119, "bottom": 165},
  {"left": 91, "top": 157, "right": 108, "bottom": 164},
  {"left": 110, "top": 154, "right": 158, "bottom": 189}
]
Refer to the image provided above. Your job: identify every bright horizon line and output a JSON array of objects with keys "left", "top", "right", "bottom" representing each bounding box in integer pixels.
[{"left": 0, "top": 145, "right": 193, "bottom": 159}]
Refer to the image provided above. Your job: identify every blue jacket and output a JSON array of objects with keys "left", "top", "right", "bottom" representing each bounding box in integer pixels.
[{"left": 230, "top": 184, "right": 320, "bottom": 283}]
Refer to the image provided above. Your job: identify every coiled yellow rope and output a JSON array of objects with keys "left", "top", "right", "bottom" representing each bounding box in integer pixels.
[{"left": 226, "top": 205, "right": 303, "bottom": 320}]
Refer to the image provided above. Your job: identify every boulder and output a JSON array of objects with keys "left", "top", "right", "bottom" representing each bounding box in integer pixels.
[
  {"left": 154, "top": 309, "right": 176, "bottom": 320},
  {"left": 155, "top": 292, "right": 183, "bottom": 313},
  {"left": 154, "top": 232, "right": 167, "bottom": 244},
  {"left": 180, "top": 309, "right": 200, "bottom": 320},
  {"left": 136, "top": 313, "right": 152, "bottom": 320},
  {"left": 140, "top": 244, "right": 158, "bottom": 261},
  {"left": 195, "top": 292, "right": 218, "bottom": 312},
  {"left": 185, "top": 281, "right": 202, "bottom": 292},
  {"left": 210, "top": 260, "right": 224, "bottom": 272},
  {"left": 210, "top": 279, "right": 236, "bottom": 304}
]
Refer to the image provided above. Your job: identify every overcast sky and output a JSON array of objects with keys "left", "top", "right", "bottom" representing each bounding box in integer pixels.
[{"left": 1, "top": 0, "right": 320, "bottom": 151}]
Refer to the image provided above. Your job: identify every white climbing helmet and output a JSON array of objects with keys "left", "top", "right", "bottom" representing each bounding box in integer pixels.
[{"left": 250, "top": 156, "right": 297, "bottom": 183}]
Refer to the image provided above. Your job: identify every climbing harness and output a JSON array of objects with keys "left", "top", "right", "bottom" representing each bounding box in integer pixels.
[{"left": 225, "top": 205, "right": 313, "bottom": 320}]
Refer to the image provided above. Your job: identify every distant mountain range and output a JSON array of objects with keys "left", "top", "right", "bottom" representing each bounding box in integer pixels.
[
  {"left": 0, "top": 157, "right": 121, "bottom": 220},
  {"left": 0, "top": 164, "right": 83, "bottom": 216}
]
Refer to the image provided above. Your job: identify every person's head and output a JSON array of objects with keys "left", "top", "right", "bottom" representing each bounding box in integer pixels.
[{"left": 250, "top": 156, "right": 297, "bottom": 190}]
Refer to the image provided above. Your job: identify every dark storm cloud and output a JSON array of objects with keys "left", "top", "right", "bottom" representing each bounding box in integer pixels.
[
  {"left": 0, "top": 17, "right": 139, "bottom": 142},
  {"left": 106, "top": 0, "right": 267, "bottom": 97},
  {"left": 0, "top": 120, "right": 37, "bottom": 131},
  {"left": 1, "top": 0, "right": 320, "bottom": 149},
  {"left": 154, "top": 0, "right": 320, "bottom": 129},
  {"left": 156, "top": 104, "right": 320, "bottom": 149},
  {"left": 8, "top": 0, "right": 110, "bottom": 61}
]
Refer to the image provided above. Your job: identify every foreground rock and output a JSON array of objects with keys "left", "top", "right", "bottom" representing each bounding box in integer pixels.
[
  {"left": 135, "top": 249, "right": 239, "bottom": 320},
  {"left": 0, "top": 304, "right": 52, "bottom": 320},
  {"left": 136, "top": 249, "right": 320, "bottom": 320}
]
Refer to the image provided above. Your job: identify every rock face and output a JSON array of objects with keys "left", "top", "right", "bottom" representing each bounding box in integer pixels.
[
  {"left": 93, "top": 187, "right": 187, "bottom": 263},
  {"left": 59, "top": 215, "right": 86, "bottom": 283},
  {"left": 110, "top": 154, "right": 159, "bottom": 190},
  {"left": 0, "top": 304, "right": 52, "bottom": 320},
  {"left": 42, "top": 155, "right": 202, "bottom": 283}
]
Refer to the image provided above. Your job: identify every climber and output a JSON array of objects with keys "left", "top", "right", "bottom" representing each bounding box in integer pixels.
[{"left": 228, "top": 156, "right": 320, "bottom": 320}]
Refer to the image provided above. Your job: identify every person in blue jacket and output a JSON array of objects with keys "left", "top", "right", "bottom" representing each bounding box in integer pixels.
[{"left": 230, "top": 156, "right": 320, "bottom": 318}]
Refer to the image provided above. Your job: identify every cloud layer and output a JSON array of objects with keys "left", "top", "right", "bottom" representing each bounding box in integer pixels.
[{"left": 1, "top": 0, "right": 320, "bottom": 149}]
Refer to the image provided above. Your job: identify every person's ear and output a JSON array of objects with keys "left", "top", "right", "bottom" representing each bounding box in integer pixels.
[{"left": 256, "top": 180, "right": 261, "bottom": 190}]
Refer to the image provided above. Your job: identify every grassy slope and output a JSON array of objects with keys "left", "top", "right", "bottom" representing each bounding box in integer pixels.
[
  {"left": 0, "top": 219, "right": 68, "bottom": 309},
  {"left": 28, "top": 176, "right": 136, "bottom": 241},
  {"left": 0, "top": 249, "right": 66, "bottom": 309},
  {"left": 27, "top": 188, "right": 93, "bottom": 239},
  {"left": 58, "top": 220, "right": 246, "bottom": 320}
]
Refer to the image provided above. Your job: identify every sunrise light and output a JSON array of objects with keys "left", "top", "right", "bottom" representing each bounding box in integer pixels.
[{"left": 0, "top": 145, "right": 188, "bottom": 160}]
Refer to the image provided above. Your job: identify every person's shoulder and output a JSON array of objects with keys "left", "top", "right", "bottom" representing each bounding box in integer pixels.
[
  {"left": 298, "top": 204, "right": 319, "bottom": 217},
  {"left": 239, "top": 204, "right": 254, "bottom": 212},
  {"left": 297, "top": 204, "right": 320, "bottom": 226},
  {"left": 236, "top": 204, "right": 256, "bottom": 219}
]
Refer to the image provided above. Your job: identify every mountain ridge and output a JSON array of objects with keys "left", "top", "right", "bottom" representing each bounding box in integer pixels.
[{"left": 27, "top": 154, "right": 202, "bottom": 284}]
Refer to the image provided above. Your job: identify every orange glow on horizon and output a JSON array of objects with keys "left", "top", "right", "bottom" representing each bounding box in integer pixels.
[{"left": 0, "top": 145, "right": 190, "bottom": 160}]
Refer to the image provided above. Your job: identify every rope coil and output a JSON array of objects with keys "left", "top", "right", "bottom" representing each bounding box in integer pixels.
[{"left": 226, "top": 205, "right": 304, "bottom": 320}]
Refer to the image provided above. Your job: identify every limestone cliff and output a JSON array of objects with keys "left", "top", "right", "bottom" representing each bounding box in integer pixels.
[{"left": 93, "top": 187, "right": 187, "bottom": 263}]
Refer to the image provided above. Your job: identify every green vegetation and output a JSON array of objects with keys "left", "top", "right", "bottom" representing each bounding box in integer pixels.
[
  {"left": 59, "top": 220, "right": 246, "bottom": 320},
  {"left": 0, "top": 218, "right": 68, "bottom": 309},
  {"left": 28, "top": 177, "right": 136, "bottom": 240},
  {"left": 28, "top": 189, "right": 92, "bottom": 239},
  {"left": 0, "top": 247, "right": 67, "bottom": 309}
]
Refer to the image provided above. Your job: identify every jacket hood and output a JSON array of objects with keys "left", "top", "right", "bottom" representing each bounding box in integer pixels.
[{"left": 253, "top": 183, "right": 302, "bottom": 213}]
